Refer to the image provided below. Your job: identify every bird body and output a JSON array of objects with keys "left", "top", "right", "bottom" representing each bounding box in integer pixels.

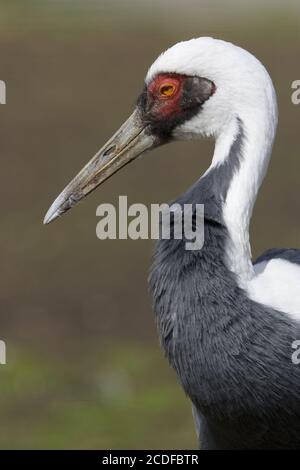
[
  {"left": 44, "top": 37, "right": 300, "bottom": 449},
  {"left": 149, "top": 185, "right": 300, "bottom": 449}
]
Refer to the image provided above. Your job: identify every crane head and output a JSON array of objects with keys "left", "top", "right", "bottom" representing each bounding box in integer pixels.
[{"left": 43, "top": 37, "right": 276, "bottom": 224}]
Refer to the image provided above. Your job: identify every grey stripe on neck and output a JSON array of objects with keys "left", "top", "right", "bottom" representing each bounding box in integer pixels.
[{"left": 174, "top": 117, "right": 245, "bottom": 224}]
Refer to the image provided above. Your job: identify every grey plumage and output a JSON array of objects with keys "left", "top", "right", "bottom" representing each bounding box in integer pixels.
[{"left": 149, "top": 120, "right": 300, "bottom": 449}]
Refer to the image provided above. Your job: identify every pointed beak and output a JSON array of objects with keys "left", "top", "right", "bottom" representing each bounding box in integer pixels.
[{"left": 43, "top": 109, "right": 155, "bottom": 225}]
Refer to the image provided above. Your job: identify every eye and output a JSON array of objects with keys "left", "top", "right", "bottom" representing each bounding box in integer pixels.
[{"left": 159, "top": 83, "right": 176, "bottom": 97}]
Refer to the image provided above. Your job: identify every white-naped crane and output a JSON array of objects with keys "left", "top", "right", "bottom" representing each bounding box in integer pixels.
[{"left": 44, "top": 38, "right": 300, "bottom": 449}]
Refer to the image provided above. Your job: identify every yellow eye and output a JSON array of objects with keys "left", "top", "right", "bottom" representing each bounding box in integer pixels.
[{"left": 159, "top": 83, "right": 176, "bottom": 97}]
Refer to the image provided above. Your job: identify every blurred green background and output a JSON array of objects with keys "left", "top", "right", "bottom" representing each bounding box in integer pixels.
[{"left": 0, "top": 0, "right": 299, "bottom": 449}]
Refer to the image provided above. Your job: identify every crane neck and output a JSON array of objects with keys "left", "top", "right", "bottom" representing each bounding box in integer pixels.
[{"left": 206, "top": 110, "right": 277, "bottom": 286}]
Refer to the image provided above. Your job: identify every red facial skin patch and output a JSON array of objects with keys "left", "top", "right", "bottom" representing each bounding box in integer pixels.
[{"left": 148, "top": 73, "right": 186, "bottom": 118}]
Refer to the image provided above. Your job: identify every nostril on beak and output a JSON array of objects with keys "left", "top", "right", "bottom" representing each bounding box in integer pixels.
[{"left": 103, "top": 145, "right": 116, "bottom": 157}]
